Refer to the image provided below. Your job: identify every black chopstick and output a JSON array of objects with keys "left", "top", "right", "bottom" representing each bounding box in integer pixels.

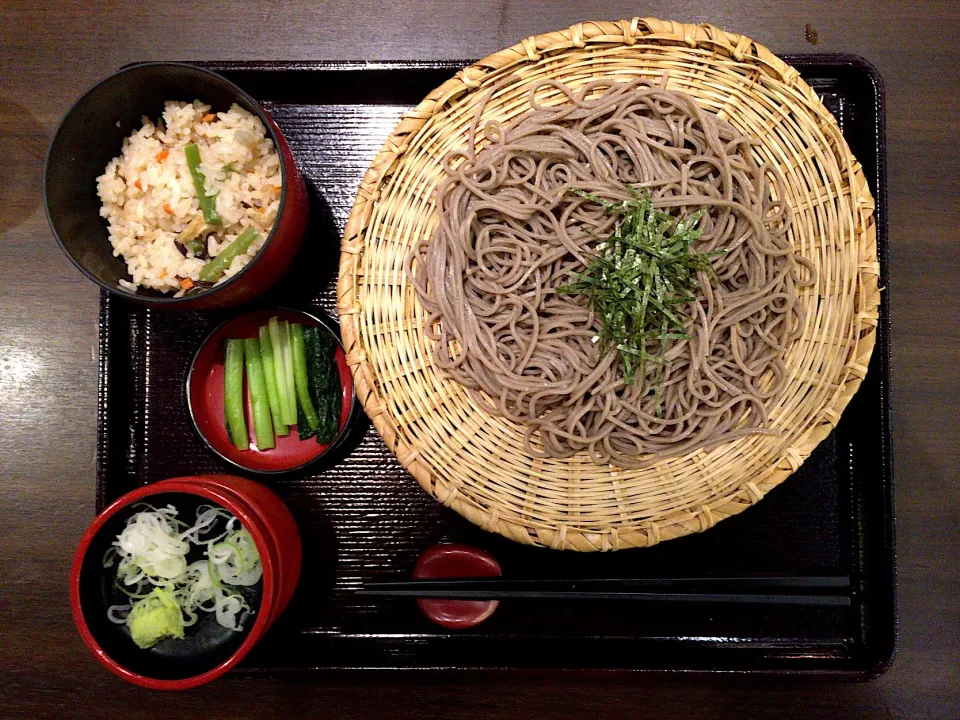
[
  {"left": 364, "top": 576, "right": 849, "bottom": 590},
  {"left": 357, "top": 576, "right": 851, "bottom": 606}
]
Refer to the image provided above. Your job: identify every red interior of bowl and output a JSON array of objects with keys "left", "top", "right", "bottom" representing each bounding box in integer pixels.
[{"left": 188, "top": 308, "right": 353, "bottom": 473}]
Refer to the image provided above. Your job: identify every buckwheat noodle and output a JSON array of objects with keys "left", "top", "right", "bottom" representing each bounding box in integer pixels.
[{"left": 407, "top": 76, "right": 813, "bottom": 468}]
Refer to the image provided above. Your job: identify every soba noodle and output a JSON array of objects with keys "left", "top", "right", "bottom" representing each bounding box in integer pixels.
[{"left": 407, "top": 76, "right": 812, "bottom": 468}]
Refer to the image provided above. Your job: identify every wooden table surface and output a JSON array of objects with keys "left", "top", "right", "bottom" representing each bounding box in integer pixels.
[{"left": 2, "top": 1, "right": 958, "bottom": 718}]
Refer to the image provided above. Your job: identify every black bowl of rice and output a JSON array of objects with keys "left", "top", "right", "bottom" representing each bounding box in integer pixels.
[{"left": 44, "top": 62, "right": 309, "bottom": 309}]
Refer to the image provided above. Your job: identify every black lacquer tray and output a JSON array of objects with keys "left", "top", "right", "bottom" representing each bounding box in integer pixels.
[{"left": 96, "top": 56, "right": 895, "bottom": 677}]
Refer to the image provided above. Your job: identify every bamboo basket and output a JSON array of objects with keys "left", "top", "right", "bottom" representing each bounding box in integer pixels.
[{"left": 337, "top": 19, "right": 879, "bottom": 551}]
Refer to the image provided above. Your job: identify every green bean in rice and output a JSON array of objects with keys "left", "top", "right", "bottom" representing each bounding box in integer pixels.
[{"left": 97, "top": 100, "right": 282, "bottom": 296}]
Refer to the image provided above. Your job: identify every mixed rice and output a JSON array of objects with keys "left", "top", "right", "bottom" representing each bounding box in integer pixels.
[{"left": 97, "top": 100, "right": 281, "bottom": 296}]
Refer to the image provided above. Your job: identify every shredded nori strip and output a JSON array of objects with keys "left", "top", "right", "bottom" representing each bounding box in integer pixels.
[{"left": 558, "top": 187, "right": 724, "bottom": 416}]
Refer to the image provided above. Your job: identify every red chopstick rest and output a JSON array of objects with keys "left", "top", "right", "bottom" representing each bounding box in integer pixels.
[{"left": 413, "top": 544, "right": 501, "bottom": 630}]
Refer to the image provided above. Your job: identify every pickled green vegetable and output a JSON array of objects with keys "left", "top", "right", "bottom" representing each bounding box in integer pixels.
[
  {"left": 243, "top": 338, "right": 275, "bottom": 450},
  {"left": 223, "top": 339, "right": 248, "bottom": 450}
]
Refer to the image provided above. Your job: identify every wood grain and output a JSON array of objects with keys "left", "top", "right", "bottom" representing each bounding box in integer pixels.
[{"left": 1, "top": 1, "right": 958, "bottom": 718}]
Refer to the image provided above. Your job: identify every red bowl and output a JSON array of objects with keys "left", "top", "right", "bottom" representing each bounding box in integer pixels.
[
  {"left": 70, "top": 475, "right": 301, "bottom": 690},
  {"left": 44, "top": 62, "right": 308, "bottom": 309},
  {"left": 186, "top": 308, "right": 357, "bottom": 474}
]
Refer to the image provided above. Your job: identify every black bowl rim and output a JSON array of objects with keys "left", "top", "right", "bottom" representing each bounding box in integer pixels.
[
  {"left": 184, "top": 307, "right": 359, "bottom": 475},
  {"left": 43, "top": 61, "right": 289, "bottom": 305}
]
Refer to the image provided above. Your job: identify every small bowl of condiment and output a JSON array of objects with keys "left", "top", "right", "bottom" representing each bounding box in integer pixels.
[
  {"left": 70, "top": 474, "right": 301, "bottom": 690},
  {"left": 186, "top": 307, "right": 357, "bottom": 474}
]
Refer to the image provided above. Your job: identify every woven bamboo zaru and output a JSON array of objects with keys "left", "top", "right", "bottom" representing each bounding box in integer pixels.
[{"left": 338, "top": 19, "right": 880, "bottom": 551}]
